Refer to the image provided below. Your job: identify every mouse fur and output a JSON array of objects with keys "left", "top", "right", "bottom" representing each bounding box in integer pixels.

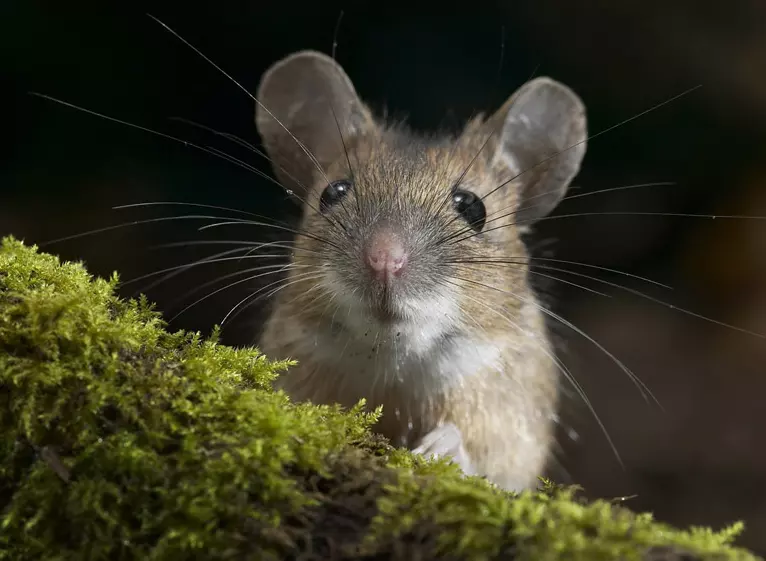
[{"left": 253, "top": 50, "right": 587, "bottom": 491}]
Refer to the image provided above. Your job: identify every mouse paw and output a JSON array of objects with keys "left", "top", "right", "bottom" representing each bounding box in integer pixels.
[{"left": 412, "top": 422, "right": 476, "bottom": 476}]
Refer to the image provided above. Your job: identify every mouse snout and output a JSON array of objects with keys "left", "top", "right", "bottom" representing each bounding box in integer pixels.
[{"left": 364, "top": 226, "right": 408, "bottom": 282}]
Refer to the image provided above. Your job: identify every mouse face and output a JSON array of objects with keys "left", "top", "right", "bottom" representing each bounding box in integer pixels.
[{"left": 255, "top": 51, "right": 587, "bottom": 355}]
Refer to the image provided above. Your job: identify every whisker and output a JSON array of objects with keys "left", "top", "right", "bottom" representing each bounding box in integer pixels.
[
  {"left": 453, "top": 119, "right": 500, "bottom": 191},
  {"left": 532, "top": 261, "right": 763, "bottom": 339},
  {"left": 450, "top": 209, "right": 766, "bottom": 249},
  {"left": 440, "top": 181, "right": 678, "bottom": 246},
  {"left": 447, "top": 280, "right": 624, "bottom": 467},
  {"left": 439, "top": 64, "right": 544, "bottom": 222},
  {"left": 114, "top": 201, "right": 281, "bottom": 223},
  {"left": 452, "top": 274, "right": 660, "bottom": 408},
  {"left": 453, "top": 262, "right": 610, "bottom": 298},
  {"left": 124, "top": 251, "right": 296, "bottom": 292},
  {"left": 479, "top": 84, "right": 703, "bottom": 206},
  {"left": 448, "top": 256, "right": 672, "bottom": 289},
  {"left": 28, "top": 92, "right": 279, "bottom": 189},
  {"left": 195, "top": 220, "right": 343, "bottom": 251},
  {"left": 500, "top": 181, "right": 677, "bottom": 230},
  {"left": 146, "top": 14, "right": 337, "bottom": 206},
  {"left": 168, "top": 116, "right": 314, "bottom": 199},
  {"left": 560, "top": 181, "right": 676, "bottom": 205},
  {"left": 221, "top": 271, "right": 325, "bottom": 326},
  {"left": 166, "top": 262, "right": 312, "bottom": 312},
  {"left": 30, "top": 87, "right": 339, "bottom": 239},
  {"left": 327, "top": 101, "right": 356, "bottom": 225},
  {"left": 169, "top": 265, "right": 313, "bottom": 323},
  {"left": 126, "top": 246, "right": 257, "bottom": 295},
  {"left": 331, "top": 10, "right": 345, "bottom": 61},
  {"left": 38, "top": 214, "right": 249, "bottom": 247},
  {"left": 147, "top": 239, "right": 287, "bottom": 251},
  {"left": 202, "top": 144, "right": 285, "bottom": 188},
  {"left": 530, "top": 210, "right": 766, "bottom": 224}
]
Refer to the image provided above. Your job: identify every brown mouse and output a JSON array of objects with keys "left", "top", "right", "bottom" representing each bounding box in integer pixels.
[{"left": 254, "top": 50, "right": 587, "bottom": 491}]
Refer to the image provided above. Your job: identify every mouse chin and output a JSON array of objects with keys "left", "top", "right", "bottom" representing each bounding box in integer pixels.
[
  {"left": 346, "top": 293, "right": 409, "bottom": 329},
  {"left": 321, "top": 273, "right": 459, "bottom": 348},
  {"left": 368, "top": 300, "right": 405, "bottom": 325}
]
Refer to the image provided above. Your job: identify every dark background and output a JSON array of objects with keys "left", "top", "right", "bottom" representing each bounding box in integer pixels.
[{"left": 5, "top": 0, "right": 766, "bottom": 554}]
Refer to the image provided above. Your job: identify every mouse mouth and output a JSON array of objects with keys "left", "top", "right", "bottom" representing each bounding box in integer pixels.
[
  {"left": 369, "top": 290, "right": 403, "bottom": 323},
  {"left": 371, "top": 303, "right": 401, "bottom": 323}
]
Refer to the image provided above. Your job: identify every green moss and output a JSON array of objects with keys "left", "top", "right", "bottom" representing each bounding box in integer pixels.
[{"left": 0, "top": 235, "right": 759, "bottom": 561}]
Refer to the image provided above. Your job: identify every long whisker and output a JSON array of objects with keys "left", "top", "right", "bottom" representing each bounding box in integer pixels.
[
  {"left": 147, "top": 239, "right": 312, "bottom": 254},
  {"left": 146, "top": 14, "right": 336, "bottom": 206},
  {"left": 440, "top": 181, "right": 677, "bottom": 246},
  {"left": 496, "top": 181, "right": 677, "bottom": 233},
  {"left": 167, "top": 116, "right": 322, "bottom": 216},
  {"left": 439, "top": 64, "right": 543, "bottom": 221},
  {"left": 531, "top": 210, "right": 766, "bottom": 224},
  {"left": 479, "top": 84, "right": 702, "bottom": 206},
  {"left": 449, "top": 255, "right": 672, "bottom": 289},
  {"left": 331, "top": 10, "right": 345, "bottom": 61},
  {"left": 126, "top": 246, "right": 257, "bottom": 295},
  {"left": 448, "top": 280, "right": 624, "bottom": 467},
  {"left": 148, "top": 239, "right": 262, "bottom": 250},
  {"left": 166, "top": 262, "right": 313, "bottom": 311},
  {"left": 327, "top": 101, "right": 356, "bottom": 224},
  {"left": 220, "top": 271, "right": 325, "bottom": 326},
  {"left": 30, "top": 86, "right": 337, "bottom": 239},
  {"left": 169, "top": 265, "right": 311, "bottom": 323},
  {"left": 560, "top": 181, "right": 676, "bottom": 205},
  {"left": 459, "top": 258, "right": 765, "bottom": 339},
  {"left": 123, "top": 250, "right": 297, "bottom": 291},
  {"left": 195, "top": 220, "right": 343, "bottom": 251},
  {"left": 453, "top": 274, "right": 659, "bottom": 408},
  {"left": 38, "top": 214, "right": 250, "bottom": 247},
  {"left": 453, "top": 263, "right": 610, "bottom": 298},
  {"left": 27, "top": 92, "right": 279, "bottom": 189},
  {"left": 453, "top": 118, "right": 501, "bottom": 191},
  {"left": 113, "top": 201, "right": 281, "bottom": 222},
  {"left": 451, "top": 209, "right": 766, "bottom": 248},
  {"left": 201, "top": 144, "right": 285, "bottom": 189}
]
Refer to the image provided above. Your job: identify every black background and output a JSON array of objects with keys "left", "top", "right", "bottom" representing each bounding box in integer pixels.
[{"left": 5, "top": 0, "right": 766, "bottom": 554}]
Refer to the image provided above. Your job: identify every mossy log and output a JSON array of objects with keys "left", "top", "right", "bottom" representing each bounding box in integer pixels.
[{"left": 0, "top": 236, "right": 759, "bottom": 561}]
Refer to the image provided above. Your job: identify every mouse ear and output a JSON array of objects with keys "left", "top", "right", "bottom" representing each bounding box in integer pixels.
[
  {"left": 487, "top": 77, "right": 587, "bottom": 225},
  {"left": 255, "top": 50, "right": 374, "bottom": 198}
]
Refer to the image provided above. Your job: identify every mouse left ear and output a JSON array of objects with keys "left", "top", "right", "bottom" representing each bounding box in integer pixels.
[
  {"left": 486, "top": 77, "right": 587, "bottom": 226},
  {"left": 255, "top": 51, "right": 375, "bottom": 198}
]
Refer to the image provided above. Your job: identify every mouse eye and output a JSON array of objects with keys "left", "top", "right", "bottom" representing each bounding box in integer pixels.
[
  {"left": 452, "top": 189, "right": 486, "bottom": 232},
  {"left": 320, "top": 179, "right": 353, "bottom": 212}
]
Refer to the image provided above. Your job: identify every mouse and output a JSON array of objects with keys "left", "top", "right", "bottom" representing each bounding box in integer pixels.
[{"left": 253, "top": 49, "right": 587, "bottom": 491}]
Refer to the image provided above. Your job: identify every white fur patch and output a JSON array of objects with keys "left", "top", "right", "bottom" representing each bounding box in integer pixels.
[
  {"left": 413, "top": 422, "right": 477, "bottom": 476},
  {"left": 321, "top": 269, "right": 461, "bottom": 358},
  {"left": 275, "top": 269, "right": 509, "bottom": 405}
]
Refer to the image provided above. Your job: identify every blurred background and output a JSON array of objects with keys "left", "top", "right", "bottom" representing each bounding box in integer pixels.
[{"left": 4, "top": 0, "right": 766, "bottom": 553}]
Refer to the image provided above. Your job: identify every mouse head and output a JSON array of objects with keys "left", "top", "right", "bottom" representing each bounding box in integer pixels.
[{"left": 255, "top": 51, "right": 587, "bottom": 342}]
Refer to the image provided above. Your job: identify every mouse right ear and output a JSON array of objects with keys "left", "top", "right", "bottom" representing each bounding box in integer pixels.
[
  {"left": 255, "top": 51, "right": 375, "bottom": 198},
  {"left": 486, "top": 77, "right": 587, "bottom": 226}
]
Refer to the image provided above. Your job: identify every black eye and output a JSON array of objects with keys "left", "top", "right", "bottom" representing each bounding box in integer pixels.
[
  {"left": 320, "top": 179, "right": 353, "bottom": 212},
  {"left": 452, "top": 189, "right": 486, "bottom": 232}
]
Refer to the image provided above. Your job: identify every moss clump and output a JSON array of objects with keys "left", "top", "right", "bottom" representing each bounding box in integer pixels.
[{"left": 0, "top": 235, "right": 759, "bottom": 561}]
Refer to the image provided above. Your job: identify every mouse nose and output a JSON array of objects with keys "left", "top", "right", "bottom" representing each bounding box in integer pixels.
[{"left": 365, "top": 227, "right": 407, "bottom": 281}]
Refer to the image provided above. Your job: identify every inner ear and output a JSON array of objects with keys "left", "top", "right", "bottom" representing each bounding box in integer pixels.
[
  {"left": 488, "top": 77, "right": 587, "bottom": 226},
  {"left": 255, "top": 50, "right": 374, "bottom": 198}
]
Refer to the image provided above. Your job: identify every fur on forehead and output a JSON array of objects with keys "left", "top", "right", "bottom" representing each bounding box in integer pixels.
[{"left": 255, "top": 50, "right": 588, "bottom": 226}]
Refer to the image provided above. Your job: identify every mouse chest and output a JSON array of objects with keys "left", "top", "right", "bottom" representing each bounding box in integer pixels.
[{"left": 275, "top": 333, "right": 504, "bottom": 446}]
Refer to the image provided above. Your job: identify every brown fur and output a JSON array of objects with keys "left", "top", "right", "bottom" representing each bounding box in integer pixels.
[{"left": 254, "top": 50, "right": 587, "bottom": 490}]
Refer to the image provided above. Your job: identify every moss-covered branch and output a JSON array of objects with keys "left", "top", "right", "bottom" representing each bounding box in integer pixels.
[{"left": 0, "top": 236, "right": 758, "bottom": 560}]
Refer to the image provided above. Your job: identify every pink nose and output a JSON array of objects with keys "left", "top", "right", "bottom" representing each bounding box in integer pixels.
[{"left": 365, "top": 228, "right": 407, "bottom": 281}]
